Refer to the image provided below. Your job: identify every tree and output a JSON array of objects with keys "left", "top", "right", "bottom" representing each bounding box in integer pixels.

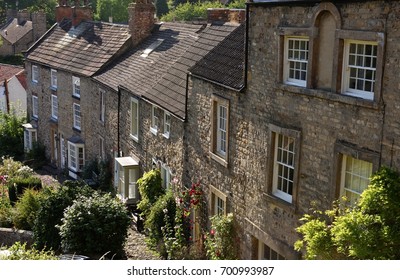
[
  {"left": 295, "top": 166, "right": 400, "bottom": 260},
  {"left": 155, "top": 0, "right": 169, "bottom": 18},
  {"left": 95, "top": 0, "right": 132, "bottom": 23},
  {"left": 0, "top": 110, "right": 25, "bottom": 160}
]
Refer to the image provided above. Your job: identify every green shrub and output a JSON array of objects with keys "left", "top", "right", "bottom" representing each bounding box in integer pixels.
[
  {"left": 0, "top": 157, "right": 24, "bottom": 178},
  {"left": 0, "top": 111, "right": 25, "bottom": 159},
  {"left": 0, "top": 242, "right": 58, "bottom": 260},
  {"left": 58, "top": 192, "right": 131, "bottom": 258},
  {"left": 13, "top": 188, "right": 44, "bottom": 230},
  {"left": 204, "top": 213, "right": 240, "bottom": 260},
  {"left": 33, "top": 181, "right": 94, "bottom": 251},
  {"left": 137, "top": 169, "right": 165, "bottom": 218},
  {"left": 26, "top": 142, "right": 47, "bottom": 170},
  {"left": 82, "top": 159, "right": 113, "bottom": 193},
  {"left": 144, "top": 190, "right": 177, "bottom": 258},
  {"left": 7, "top": 176, "right": 42, "bottom": 205},
  {"left": 0, "top": 192, "right": 13, "bottom": 228}
]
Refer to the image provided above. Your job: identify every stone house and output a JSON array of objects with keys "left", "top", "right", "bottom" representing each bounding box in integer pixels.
[
  {"left": 24, "top": 1, "right": 131, "bottom": 177},
  {"left": 184, "top": 0, "right": 400, "bottom": 259},
  {"left": 0, "top": 10, "right": 47, "bottom": 56}
]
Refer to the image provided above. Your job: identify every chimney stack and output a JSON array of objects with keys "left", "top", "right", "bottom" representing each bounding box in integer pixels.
[
  {"left": 207, "top": 8, "right": 246, "bottom": 25},
  {"left": 128, "top": 0, "right": 156, "bottom": 47},
  {"left": 56, "top": 0, "right": 93, "bottom": 26}
]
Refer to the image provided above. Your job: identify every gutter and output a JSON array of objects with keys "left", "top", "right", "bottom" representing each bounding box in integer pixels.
[{"left": 189, "top": 72, "right": 244, "bottom": 93}]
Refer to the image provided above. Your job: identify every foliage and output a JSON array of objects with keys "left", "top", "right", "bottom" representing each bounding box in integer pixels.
[
  {"left": 94, "top": 0, "right": 132, "bottom": 23},
  {"left": 204, "top": 213, "right": 240, "bottom": 260},
  {"left": 0, "top": 111, "right": 25, "bottom": 160},
  {"left": 0, "top": 157, "right": 24, "bottom": 178},
  {"left": 295, "top": 166, "right": 400, "bottom": 260},
  {"left": 26, "top": 142, "right": 47, "bottom": 170},
  {"left": 161, "top": 0, "right": 245, "bottom": 22},
  {"left": 7, "top": 176, "right": 42, "bottom": 206},
  {"left": 82, "top": 158, "right": 113, "bottom": 193},
  {"left": 0, "top": 185, "right": 12, "bottom": 227},
  {"left": 58, "top": 192, "right": 131, "bottom": 257},
  {"left": 33, "top": 181, "right": 94, "bottom": 251},
  {"left": 144, "top": 189, "right": 177, "bottom": 258},
  {"left": 13, "top": 188, "right": 44, "bottom": 230},
  {"left": 0, "top": 55, "right": 24, "bottom": 66},
  {"left": 0, "top": 242, "right": 58, "bottom": 260},
  {"left": 137, "top": 169, "right": 165, "bottom": 218},
  {"left": 155, "top": 0, "right": 169, "bottom": 18},
  {"left": 4, "top": 0, "right": 57, "bottom": 26}
]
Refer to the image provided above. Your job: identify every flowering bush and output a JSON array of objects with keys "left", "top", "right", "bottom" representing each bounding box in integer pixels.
[{"left": 204, "top": 213, "right": 240, "bottom": 260}]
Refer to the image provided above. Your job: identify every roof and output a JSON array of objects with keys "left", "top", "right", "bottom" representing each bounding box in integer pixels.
[
  {"left": 0, "top": 64, "right": 24, "bottom": 84},
  {"left": 25, "top": 19, "right": 131, "bottom": 77},
  {"left": 94, "top": 22, "right": 239, "bottom": 120},
  {"left": 190, "top": 24, "right": 245, "bottom": 90},
  {"left": 0, "top": 18, "right": 32, "bottom": 44}
]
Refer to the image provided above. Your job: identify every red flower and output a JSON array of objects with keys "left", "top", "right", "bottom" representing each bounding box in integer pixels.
[{"left": 210, "top": 229, "right": 215, "bottom": 235}]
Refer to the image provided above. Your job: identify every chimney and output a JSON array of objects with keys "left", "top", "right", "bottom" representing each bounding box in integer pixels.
[
  {"left": 207, "top": 8, "right": 246, "bottom": 25},
  {"left": 17, "top": 10, "right": 30, "bottom": 25},
  {"left": 32, "top": 11, "right": 47, "bottom": 40},
  {"left": 56, "top": 0, "right": 93, "bottom": 26},
  {"left": 128, "top": 0, "right": 156, "bottom": 47}
]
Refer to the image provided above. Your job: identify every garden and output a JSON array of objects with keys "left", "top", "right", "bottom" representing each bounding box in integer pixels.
[{"left": 0, "top": 157, "right": 240, "bottom": 260}]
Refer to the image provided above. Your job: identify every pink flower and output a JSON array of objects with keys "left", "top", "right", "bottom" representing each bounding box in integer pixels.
[{"left": 210, "top": 229, "right": 215, "bottom": 235}]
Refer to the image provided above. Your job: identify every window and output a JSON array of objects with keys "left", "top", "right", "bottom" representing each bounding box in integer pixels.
[
  {"left": 163, "top": 111, "right": 170, "bottom": 138},
  {"left": 51, "top": 94, "right": 58, "bottom": 120},
  {"left": 272, "top": 133, "right": 295, "bottom": 203},
  {"left": 99, "top": 136, "right": 105, "bottom": 160},
  {"left": 342, "top": 40, "right": 377, "bottom": 100},
  {"left": 269, "top": 125, "right": 300, "bottom": 204},
  {"left": 210, "top": 96, "right": 229, "bottom": 166},
  {"left": 130, "top": 98, "right": 139, "bottom": 141},
  {"left": 68, "top": 141, "right": 85, "bottom": 173},
  {"left": 99, "top": 89, "right": 105, "bottom": 123},
  {"left": 258, "top": 241, "right": 285, "bottom": 260},
  {"left": 284, "top": 37, "right": 309, "bottom": 87},
  {"left": 32, "top": 95, "right": 38, "bottom": 119},
  {"left": 73, "top": 103, "right": 81, "bottom": 130},
  {"left": 60, "top": 135, "right": 66, "bottom": 169},
  {"left": 150, "top": 105, "right": 158, "bottom": 134},
  {"left": 22, "top": 124, "right": 37, "bottom": 152},
  {"left": 160, "top": 164, "right": 171, "bottom": 189},
  {"left": 210, "top": 186, "right": 227, "bottom": 216},
  {"left": 51, "top": 69, "right": 57, "bottom": 89},
  {"left": 72, "top": 76, "right": 80, "bottom": 98},
  {"left": 340, "top": 155, "right": 372, "bottom": 206},
  {"left": 32, "top": 65, "right": 39, "bottom": 83}
]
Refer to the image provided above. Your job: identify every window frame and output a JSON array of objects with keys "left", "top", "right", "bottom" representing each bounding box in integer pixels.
[
  {"left": 267, "top": 124, "right": 301, "bottom": 205},
  {"left": 341, "top": 40, "right": 378, "bottom": 101},
  {"left": 31, "top": 65, "right": 39, "bottom": 83},
  {"left": 340, "top": 154, "right": 373, "bottom": 206},
  {"left": 150, "top": 105, "right": 158, "bottom": 135},
  {"left": 50, "top": 69, "right": 57, "bottom": 89},
  {"left": 23, "top": 125, "right": 37, "bottom": 152},
  {"left": 283, "top": 36, "right": 310, "bottom": 87},
  {"left": 67, "top": 141, "right": 85, "bottom": 173},
  {"left": 258, "top": 241, "right": 285, "bottom": 260},
  {"left": 32, "top": 95, "right": 38, "bottom": 119},
  {"left": 210, "top": 95, "right": 229, "bottom": 167},
  {"left": 130, "top": 98, "right": 139, "bottom": 141},
  {"left": 73, "top": 103, "right": 81, "bottom": 130},
  {"left": 51, "top": 94, "right": 58, "bottom": 120},
  {"left": 210, "top": 185, "right": 227, "bottom": 216},
  {"left": 99, "top": 89, "right": 105, "bottom": 123},
  {"left": 160, "top": 163, "right": 172, "bottom": 189},
  {"left": 163, "top": 111, "right": 171, "bottom": 139},
  {"left": 72, "top": 76, "right": 81, "bottom": 98}
]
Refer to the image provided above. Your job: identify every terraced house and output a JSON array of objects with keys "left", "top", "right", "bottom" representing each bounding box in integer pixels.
[{"left": 25, "top": 0, "right": 400, "bottom": 260}]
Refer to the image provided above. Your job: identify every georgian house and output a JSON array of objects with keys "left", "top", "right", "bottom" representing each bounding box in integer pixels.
[
  {"left": 185, "top": 0, "right": 400, "bottom": 259},
  {"left": 24, "top": 1, "right": 131, "bottom": 177}
]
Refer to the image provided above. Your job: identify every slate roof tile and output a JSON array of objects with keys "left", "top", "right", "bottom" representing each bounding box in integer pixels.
[{"left": 26, "top": 19, "right": 131, "bottom": 77}]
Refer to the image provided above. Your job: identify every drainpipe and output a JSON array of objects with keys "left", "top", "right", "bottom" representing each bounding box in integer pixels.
[
  {"left": 117, "top": 86, "right": 121, "bottom": 157},
  {"left": 4, "top": 79, "right": 10, "bottom": 113}
]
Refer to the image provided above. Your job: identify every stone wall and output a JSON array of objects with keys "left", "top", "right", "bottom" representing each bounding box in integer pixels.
[{"left": 0, "top": 228, "right": 33, "bottom": 248}]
